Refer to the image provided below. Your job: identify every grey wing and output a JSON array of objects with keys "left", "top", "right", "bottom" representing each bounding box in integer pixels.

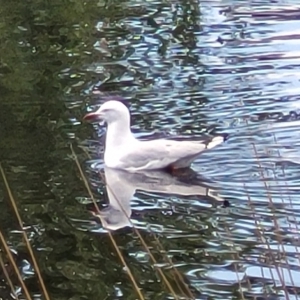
[
  {"left": 119, "top": 142, "right": 171, "bottom": 170},
  {"left": 164, "top": 141, "right": 207, "bottom": 168},
  {"left": 144, "top": 136, "right": 224, "bottom": 169},
  {"left": 118, "top": 136, "right": 224, "bottom": 170},
  {"left": 168, "top": 136, "right": 225, "bottom": 168}
]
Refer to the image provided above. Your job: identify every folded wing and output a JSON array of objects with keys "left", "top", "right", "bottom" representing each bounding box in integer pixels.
[{"left": 119, "top": 136, "right": 224, "bottom": 171}]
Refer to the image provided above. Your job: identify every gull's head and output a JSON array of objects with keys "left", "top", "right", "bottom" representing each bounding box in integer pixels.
[{"left": 83, "top": 100, "right": 130, "bottom": 124}]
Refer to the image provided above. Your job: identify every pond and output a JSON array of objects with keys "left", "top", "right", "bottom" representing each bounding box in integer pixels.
[{"left": 1, "top": 0, "right": 300, "bottom": 299}]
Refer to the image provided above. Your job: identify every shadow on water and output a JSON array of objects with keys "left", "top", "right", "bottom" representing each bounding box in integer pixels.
[{"left": 1, "top": 0, "right": 300, "bottom": 299}]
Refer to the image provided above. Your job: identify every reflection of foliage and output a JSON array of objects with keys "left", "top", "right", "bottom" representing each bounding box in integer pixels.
[
  {"left": 0, "top": 0, "right": 145, "bottom": 94},
  {"left": 0, "top": 0, "right": 96, "bottom": 93},
  {"left": 0, "top": 0, "right": 106, "bottom": 161},
  {"left": 0, "top": 0, "right": 172, "bottom": 298},
  {"left": 0, "top": 0, "right": 209, "bottom": 299},
  {"left": 172, "top": 1, "right": 200, "bottom": 49},
  {"left": 0, "top": 0, "right": 112, "bottom": 298}
]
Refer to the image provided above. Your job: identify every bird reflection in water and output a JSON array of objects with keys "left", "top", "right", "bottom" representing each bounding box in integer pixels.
[{"left": 90, "top": 167, "right": 226, "bottom": 231}]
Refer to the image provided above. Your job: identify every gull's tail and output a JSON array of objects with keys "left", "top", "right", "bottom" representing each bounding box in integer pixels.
[
  {"left": 170, "top": 134, "right": 228, "bottom": 169},
  {"left": 206, "top": 134, "right": 228, "bottom": 150}
]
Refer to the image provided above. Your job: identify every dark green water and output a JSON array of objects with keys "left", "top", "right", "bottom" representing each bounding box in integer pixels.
[{"left": 1, "top": 0, "right": 300, "bottom": 299}]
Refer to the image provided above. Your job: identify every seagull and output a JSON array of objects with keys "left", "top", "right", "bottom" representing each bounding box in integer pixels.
[{"left": 83, "top": 100, "right": 226, "bottom": 171}]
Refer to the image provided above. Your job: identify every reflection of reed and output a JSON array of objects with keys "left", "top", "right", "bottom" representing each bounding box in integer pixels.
[
  {"left": 0, "top": 254, "right": 15, "bottom": 296},
  {"left": 271, "top": 134, "right": 299, "bottom": 293},
  {"left": 247, "top": 136, "right": 296, "bottom": 298},
  {"left": 0, "top": 164, "right": 50, "bottom": 300},
  {"left": 252, "top": 142, "right": 287, "bottom": 295},
  {"left": 73, "top": 144, "right": 195, "bottom": 299},
  {"left": 0, "top": 231, "right": 29, "bottom": 299}
]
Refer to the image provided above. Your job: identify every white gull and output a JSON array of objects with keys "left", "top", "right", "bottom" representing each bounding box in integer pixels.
[{"left": 83, "top": 100, "right": 226, "bottom": 171}]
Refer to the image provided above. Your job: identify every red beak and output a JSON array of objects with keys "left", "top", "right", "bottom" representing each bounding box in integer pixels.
[{"left": 83, "top": 112, "right": 102, "bottom": 123}]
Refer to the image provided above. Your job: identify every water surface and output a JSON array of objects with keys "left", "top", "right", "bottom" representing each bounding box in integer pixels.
[{"left": 1, "top": 0, "right": 300, "bottom": 299}]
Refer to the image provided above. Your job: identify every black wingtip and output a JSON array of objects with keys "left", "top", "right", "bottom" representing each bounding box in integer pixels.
[{"left": 222, "top": 133, "right": 229, "bottom": 142}]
